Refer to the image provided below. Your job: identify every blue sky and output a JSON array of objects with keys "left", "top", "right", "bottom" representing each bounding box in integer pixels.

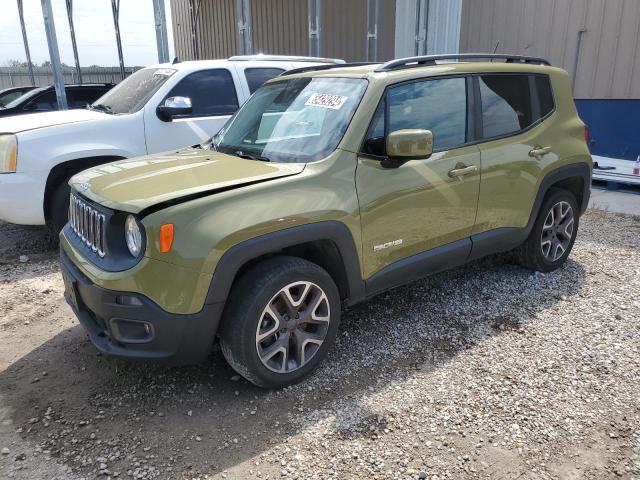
[{"left": 0, "top": 0, "right": 175, "bottom": 67}]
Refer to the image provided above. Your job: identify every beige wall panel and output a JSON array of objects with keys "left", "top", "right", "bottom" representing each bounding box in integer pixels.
[
  {"left": 251, "top": 0, "right": 309, "bottom": 55},
  {"left": 460, "top": 0, "right": 640, "bottom": 98},
  {"left": 322, "top": 0, "right": 368, "bottom": 61}
]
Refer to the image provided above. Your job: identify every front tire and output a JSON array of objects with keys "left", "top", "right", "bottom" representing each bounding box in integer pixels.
[
  {"left": 219, "top": 256, "right": 341, "bottom": 388},
  {"left": 516, "top": 188, "right": 579, "bottom": 272}
]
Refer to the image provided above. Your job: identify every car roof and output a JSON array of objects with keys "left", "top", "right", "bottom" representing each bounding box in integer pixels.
[{"left": 149, "top": 55, "right": 344, "bottom": 73}]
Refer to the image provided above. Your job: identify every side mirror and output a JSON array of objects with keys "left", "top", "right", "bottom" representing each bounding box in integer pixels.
[
  {"left": 382, "top": 129, "right": 433, "bottom": 168},
  {"left": 157, "top": 96, "right": 192, "bottom": 122}
]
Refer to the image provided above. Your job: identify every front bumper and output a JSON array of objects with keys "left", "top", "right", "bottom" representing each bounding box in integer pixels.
[
  {"left": 60, "top": 248, "right": 223, "bottom": 365},
  {"left": 0, "top": 172, "right": 46, "bottom": 225}
]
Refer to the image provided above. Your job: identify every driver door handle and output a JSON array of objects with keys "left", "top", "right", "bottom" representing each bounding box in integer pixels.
[
  {"left": 448, "top": 164, "right": 478, "bottom": 178},
  {"left": 529, "top": 146, "right": 552, "bottom": 159}
]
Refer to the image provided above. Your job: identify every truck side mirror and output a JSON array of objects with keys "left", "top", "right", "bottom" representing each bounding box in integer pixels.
[{"left": 157, "top": 96, "right": 192, "bottom": 122}]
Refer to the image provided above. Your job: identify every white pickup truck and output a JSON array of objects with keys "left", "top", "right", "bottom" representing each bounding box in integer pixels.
[{"left": 0, "top": 55, "right": 341, "bottom": 231}]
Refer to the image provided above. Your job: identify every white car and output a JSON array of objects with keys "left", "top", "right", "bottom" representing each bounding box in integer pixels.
[{"left": 0, "top": 55, "right": 342, "bottom": 231}]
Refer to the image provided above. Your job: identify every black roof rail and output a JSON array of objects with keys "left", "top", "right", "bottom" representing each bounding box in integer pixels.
[
  {"left": 375, "top": 54, "right": 551, "bottom": 72},
  {"left": 279, "top": 62, "right": 377, "bottom": 77}
]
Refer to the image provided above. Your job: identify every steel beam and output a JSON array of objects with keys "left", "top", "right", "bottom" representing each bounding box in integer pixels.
[
  {"left": 153, "top": 0, "right": 170, "bottom": 63},
  {"left": 65, "top": 0, "right": 82, "bottom": 84},
  {"left": 235, "top": 0, "right": 252, "bottom": 55},
  {"left": 111, "top": 0, "right": 126, "bottom": 80},
  {"left": 188, "top": 0, "right": 201, "bottom": 60},
  {"left": 17, "top": 0, "right": 35, "bottom": 86},
  {"left": 40, "top": 0, "right": 67, "bottom": 109},
  {"left": 307, "top": 0, "right": 321, "bottom": 57},
  {"left": 366, "top": 0, "right": 380, "bottom": 61}
]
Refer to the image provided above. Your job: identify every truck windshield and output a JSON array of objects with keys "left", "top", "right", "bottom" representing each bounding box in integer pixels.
[
  {"left": 90, "top": 67, "right": 175, "bottom": 115},
  {"left": 214, "top": 77, "right": 367, "bottom": 163}
]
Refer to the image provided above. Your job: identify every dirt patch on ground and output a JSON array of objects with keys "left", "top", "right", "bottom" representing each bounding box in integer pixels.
[{"left": 0, "top": 210, "right": 639, "bottom": 479}]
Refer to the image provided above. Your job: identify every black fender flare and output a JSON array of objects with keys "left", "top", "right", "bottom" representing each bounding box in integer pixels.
[{"left": 204, "top": 220, "right": 366, "bottom": 306}]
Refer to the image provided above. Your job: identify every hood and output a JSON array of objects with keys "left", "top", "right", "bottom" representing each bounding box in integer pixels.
[
  {"left": 71, "top": 148, "right": 306, "bottom": 214},
  {"left": 0, "top": 109, "right": 107, "bottom": 134}
]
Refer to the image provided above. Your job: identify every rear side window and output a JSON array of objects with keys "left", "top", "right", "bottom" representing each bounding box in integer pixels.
[
  {"left": 244, "top": 68, "right": 285, "bottom": 94},
  {"left": 535, "top": 75, "right": 554, "bottom": 118},
  {"left": 167, "top": 69, "right": 239, "bottom": 117},
  {"left": 479, "top": 74, "right": 555, "bottom": 139},
  {"left": 479, "top": 75, "right": 532, "bottom": 138},
  {"left": 67, "top": 88, "right": 103, "bottom": 108}
]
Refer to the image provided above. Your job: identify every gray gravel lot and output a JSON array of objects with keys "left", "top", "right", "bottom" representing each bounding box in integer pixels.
[{"left": 0, "top": 209, "right": 638, "bottom": 480}]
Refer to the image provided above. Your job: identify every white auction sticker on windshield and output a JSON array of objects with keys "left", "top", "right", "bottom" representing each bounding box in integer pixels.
[{"left": 305, "top": 93, "right": 348, "bottom": 110}]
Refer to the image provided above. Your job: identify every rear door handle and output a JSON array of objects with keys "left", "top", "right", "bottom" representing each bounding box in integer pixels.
[
  {"left": 448, "top": 165, "right": 478, "bottom": 178},
  {"left": 529, "top": 146, "right": 552, "bottom": 159}
]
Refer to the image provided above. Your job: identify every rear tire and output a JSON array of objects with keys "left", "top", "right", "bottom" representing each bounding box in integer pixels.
[
  {"left": 219, "top": 256, "right": 341, "bottom": 389},
  {"left": 516, "top": 188, "right": 579, "bottom": 272},
  {"left": 48, "top": 180, "right": 71, "bottom": 234}
]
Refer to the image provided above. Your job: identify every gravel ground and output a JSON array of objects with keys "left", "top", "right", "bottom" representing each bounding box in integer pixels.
[{"left": 0, "top": 209, "right": 639, "bottom": 480}]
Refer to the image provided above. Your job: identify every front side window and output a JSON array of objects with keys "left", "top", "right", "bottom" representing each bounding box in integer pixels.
[
  {"left": 166, "top": 69, "right": 239, "bottom": 117},
  {"left": 363, "top": 77, "right": 467, "bottom": 155},
  {"left": 92, "top": 67, "right": 176, "bottom": 115},
  {"left": 479, "top": 74, "right": 533, "bottom": 138},
  {"left": 25, "top": 91, "right": 57, "bottom": 111},
  {"left": 245, "top": 68, "right": 285, "bottom": 93},
  {"left": 214, "top": 77, "right": 367, "bottom": 163}
]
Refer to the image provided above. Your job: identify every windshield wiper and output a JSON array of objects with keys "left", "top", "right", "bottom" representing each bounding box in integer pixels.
[
  {"left": 88, "top": 103, "right": 113, "bottom": 114},
  {"left": 234, "top": 150, "right": 271, "bottom": 162}
]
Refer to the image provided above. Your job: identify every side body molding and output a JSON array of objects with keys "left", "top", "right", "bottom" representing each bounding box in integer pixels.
[{"left": 205, "top": 221, "right": 366, "bottom": 306}]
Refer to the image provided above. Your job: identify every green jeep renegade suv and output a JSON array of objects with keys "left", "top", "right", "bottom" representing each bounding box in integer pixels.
[{"left": 60, "top": 54, "right": 592, "bottom": 388}]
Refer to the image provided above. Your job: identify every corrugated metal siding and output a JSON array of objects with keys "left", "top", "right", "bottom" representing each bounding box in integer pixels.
[
  {"left": 460, "top": 0, "right": 640, "bottom": 99},
  {"left": 250, "top": 0, "right": 309, "bottom": 55},
  {"left": 321, "top": 0, "right": 395, "bottom": 62},
  {"left": 170, "top": 0, "right": 237, "bottom": 60}
]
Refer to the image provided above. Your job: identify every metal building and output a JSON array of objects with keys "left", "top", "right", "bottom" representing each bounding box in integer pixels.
[{"left": 170, "top": 0, "right": 639, "bottom": 162}]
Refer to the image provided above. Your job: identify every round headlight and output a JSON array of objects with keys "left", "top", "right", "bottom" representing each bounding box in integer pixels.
[{"left": 125, "top": 215, "right": 142, "bottom": 257}]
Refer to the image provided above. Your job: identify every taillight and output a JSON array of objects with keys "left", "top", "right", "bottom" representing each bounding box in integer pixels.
[{"left": 583, "top": 126, "right": 590, "bottom": 145}]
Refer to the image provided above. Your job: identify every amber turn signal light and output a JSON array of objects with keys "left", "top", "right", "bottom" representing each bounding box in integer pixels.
[{"left": 159, "top": 223, "right": 174, "bottom": 253}]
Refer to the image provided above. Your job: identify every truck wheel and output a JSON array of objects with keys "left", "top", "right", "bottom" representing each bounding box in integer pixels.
[
  {"left": 48, "top": 180, "right": 71, "bottom": 234},
  {"left": 219, "top": 256, "right": 341, "bottom": 389},
  {"left": 516, "top": 188, "right": 579, "bottom": 272}
]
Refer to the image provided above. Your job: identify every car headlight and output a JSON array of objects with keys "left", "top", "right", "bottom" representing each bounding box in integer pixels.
[
  {"left": 0, "top": 135, "right": 17, "bottom": 173},
  {"left": 125, "top": 215, "right": 143, "bottom": 257}
]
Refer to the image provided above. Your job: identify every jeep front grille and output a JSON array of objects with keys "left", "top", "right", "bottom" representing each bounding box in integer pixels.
[{"left": 69, "top": 193, "right": 107, "bottom": 257}]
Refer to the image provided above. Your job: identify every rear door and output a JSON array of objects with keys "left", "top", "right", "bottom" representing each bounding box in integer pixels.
[
  {"left": 144, "top": 68, "right": 244, "bottom": 153},
  {"left": 356, "top": 76, "right": 481, "bottom": 279},
  {"left": 472, "top": 73, "right": 557, "bottom": 234}
]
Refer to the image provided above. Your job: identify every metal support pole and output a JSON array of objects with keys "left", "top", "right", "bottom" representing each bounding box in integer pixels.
[
  {"left": 235, "top": 0, "right": 252, "bottom": 55},
  {"left": 41, "top": 0, "right": 67, "bottom": 109},
  {"left": 366, "top": 0, "right": 380, "bottom": 61},
  {"left": 188, "top": 0, "right": 201, "bottom": 60},
  {"left": 152, "top": 0, "right": 170, "bottom": 63},
  {"left": 111, "top": 0, "right": 126, "bottom": 80},
  {"left": 308, "top": 0, "right": 321, "bottom": 57},
  {"left": 17, "top": 0, "right": 35, "bottom": 86},
  {"left": 65, "top": 0, "right": 82, "bottom": 84}
]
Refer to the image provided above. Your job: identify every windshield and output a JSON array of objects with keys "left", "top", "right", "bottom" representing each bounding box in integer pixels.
[
  {"left": 4, "top": 87, "right": 47, "bottom": 109},
  {"left": 213, "top": 77, "right": 368, "bottom": 163},
  {"left": 91, "top": 67, "right": 175, "bottom": 115}
]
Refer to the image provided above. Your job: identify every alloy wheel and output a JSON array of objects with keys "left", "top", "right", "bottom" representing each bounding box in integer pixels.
[
  {"left": 255, "top": 281, "right": 331, "bottom": 373},
  {"left": 540, "top": 200, "right": 574, "bottom": 262}
]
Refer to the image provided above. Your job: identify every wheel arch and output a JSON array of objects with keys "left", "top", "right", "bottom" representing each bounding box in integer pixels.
[
  {"left": 205, "top": 221, "right": 365, "bottom": 308},
  {"left": 43, "top": 156, "right": 126, "bottom": 221}
]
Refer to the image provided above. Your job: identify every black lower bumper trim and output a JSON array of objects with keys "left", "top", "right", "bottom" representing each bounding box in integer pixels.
[{"left": 60, "top": 248, "right": 223, "bottom": 365}]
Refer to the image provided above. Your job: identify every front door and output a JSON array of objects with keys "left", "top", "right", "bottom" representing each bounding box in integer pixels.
[
  {"left": 356, "top": 76, "right": 481, "bottom": 279},
  {"left": 144, "top": 68, "right": 244, "bottom": 154}
]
